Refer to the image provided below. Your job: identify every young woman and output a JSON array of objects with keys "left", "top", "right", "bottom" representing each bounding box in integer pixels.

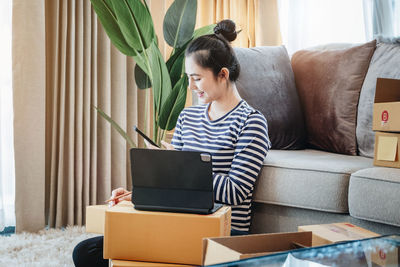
[{"left": 73, "top": 19, "right": 271, "bottom": 267}]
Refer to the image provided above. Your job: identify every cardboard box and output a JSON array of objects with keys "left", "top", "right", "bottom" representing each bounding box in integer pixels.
[
  {"left": 109, "top": 259, "right": 193, "bottom": 267},
  {"left": 104, "top": 201, "right": 231, "bottom": 265},
  {"left": 86, "top": 204, "right": 110, "bottom": 234},
  {"left": 373, "top": 78, "right": 400, "bottom": 132},
  {"left": 202, "top": 231, "right": 312, "bottom": 266},
  {"left": 374, "top": 131, "right": 400, "bottom": 168},
  {"left": 369, "top": 244, "right": 399, "bottom": 267},
  {"left": 298, "top": 223, "right": 400, "bottom": 266},
  {"left": 298, "top": 222, "right": 380, "bottom": 246}
]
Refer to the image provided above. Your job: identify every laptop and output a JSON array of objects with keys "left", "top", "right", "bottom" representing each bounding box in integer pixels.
[{"left": 130, "top": 148, "right": 223, "bottom": 214}]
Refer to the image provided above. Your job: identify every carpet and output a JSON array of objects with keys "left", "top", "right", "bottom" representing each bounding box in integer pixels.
[{"left": 0, "top": 226, "right": 100, "bottom": 266}]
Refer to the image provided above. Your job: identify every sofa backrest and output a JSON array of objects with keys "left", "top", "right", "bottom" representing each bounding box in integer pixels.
[
  {"left": 234, "top": 46, "right": 306, "bottom": 150},
  {"left": 356, "top": 39, "right": 400, "bottom": 157}
]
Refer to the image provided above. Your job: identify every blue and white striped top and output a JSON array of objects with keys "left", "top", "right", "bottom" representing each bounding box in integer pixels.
[{"left": 171, "top": 100, "right": 271, "bottom": 232}]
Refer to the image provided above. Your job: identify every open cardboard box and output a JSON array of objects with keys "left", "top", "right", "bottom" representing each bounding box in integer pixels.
[
  {"left": 374, "top": 131, "right": 400, "bottom": 168},
  {"left": 202, "top": 231, "right": 312, "bottom": 265},
  {"left": 373, "top": 78, "right": 400, "bottom": 132}
]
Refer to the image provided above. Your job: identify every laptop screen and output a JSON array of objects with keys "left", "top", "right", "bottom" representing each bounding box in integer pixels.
[{"left": 130, "top": 148, "right": 213, "bottom": 191}]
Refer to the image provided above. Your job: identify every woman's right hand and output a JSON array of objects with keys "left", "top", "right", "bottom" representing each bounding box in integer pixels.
[
  {"left": 144, "top": 139, "right": 160, "bottom": 149},
  {"left": 108, "top": 187, "right": 131, "bottom": 207}
]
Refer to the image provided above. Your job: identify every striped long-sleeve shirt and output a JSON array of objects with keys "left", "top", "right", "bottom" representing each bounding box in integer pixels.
[{"left": 171, "top": 100, "right": 271, "bottom": 232}]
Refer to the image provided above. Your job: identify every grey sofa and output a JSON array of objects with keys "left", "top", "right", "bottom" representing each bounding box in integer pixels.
[{"left": 234, "top": 40, "right": 400, "bottom": 235}]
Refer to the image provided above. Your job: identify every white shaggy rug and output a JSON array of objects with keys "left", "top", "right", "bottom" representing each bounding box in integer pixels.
[{"left": 0, "top": 226, "right": 100, "bottom": 266}]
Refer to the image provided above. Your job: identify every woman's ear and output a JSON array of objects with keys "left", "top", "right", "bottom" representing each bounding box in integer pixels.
[{"left": 218, "top": 67, "right": 230, "bottom": 81}]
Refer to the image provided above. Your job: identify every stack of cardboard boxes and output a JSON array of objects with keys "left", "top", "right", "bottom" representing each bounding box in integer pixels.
[
  {"left": 86, "top": 202, "right": 399, "bottom": 266},
  {"left": 87, "top": 201, "right": 231, "bottom": 266},
  {"left": 372, "top": 78, "right": 400, "bottom": 167},
  {"left": 86, "top": 202, "right": 315, "bottom": 266}
]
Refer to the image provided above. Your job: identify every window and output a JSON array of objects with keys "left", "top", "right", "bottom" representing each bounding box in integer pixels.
[
  {"left": 0, "top": 0, "right": 15, "bottom": 231},
  {"left": 278, "top": 0, "right": 367, "bottom": 55}
]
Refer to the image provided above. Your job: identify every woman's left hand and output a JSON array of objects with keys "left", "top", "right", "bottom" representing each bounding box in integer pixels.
[{"left": 161, "top": 140, "right": 175, "bottom": 150}]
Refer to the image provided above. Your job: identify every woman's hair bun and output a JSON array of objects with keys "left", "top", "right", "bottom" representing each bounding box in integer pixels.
[{"left": 213, "top": 19, "right": 238, "bottom": 42}]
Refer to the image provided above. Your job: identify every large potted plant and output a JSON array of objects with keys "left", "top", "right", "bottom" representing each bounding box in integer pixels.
[{"left": 90, "top": 0, "right": 214, "bottom": 146}]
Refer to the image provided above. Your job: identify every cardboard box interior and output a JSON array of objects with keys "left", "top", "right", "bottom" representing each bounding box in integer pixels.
[{"left": 202, "top": 231, "right": 312, "bottom": 266}]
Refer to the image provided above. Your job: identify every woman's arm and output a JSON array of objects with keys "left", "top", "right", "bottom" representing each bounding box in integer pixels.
[
  {"left": 171, "top": 112, "right": 185, "bottom": 150},
  {"left": 213, "top": 113, "right": 271, "bottom": 206}
]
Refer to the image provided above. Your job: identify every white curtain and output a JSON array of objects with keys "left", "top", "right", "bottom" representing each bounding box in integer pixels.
[
  {"left": 278, "top": 0, "right": 367, "bottom": 55},
  {"left": 363, "top": 0, "right": 400, "bottom": 40},
  {"left": 0, "top": 0, "right": 15, "bottom": 231}
]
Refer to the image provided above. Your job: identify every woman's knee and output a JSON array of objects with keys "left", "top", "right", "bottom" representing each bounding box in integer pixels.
[{"left": 72, "top": 236, "right": 107, "bottom": 267}]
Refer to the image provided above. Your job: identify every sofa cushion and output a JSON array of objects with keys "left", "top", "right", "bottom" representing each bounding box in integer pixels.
[
  {"left": 357, "top": 40, "right": 400, "bottom": 158},
  {"left": 234, "top": 46, "right": 306, "bottom": 149},
  {"left": 349, "top": 167, "right": 400, "bottom": 227},
  {"left": 291, "top": 40, "right": 376, "bottom": 155},
  {"left": 253, "top": 149, "right": 373, "bottom": 213}
]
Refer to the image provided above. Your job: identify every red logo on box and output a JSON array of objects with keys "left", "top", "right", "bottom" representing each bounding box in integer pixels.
[
  {"left": 382, "top": 110, "right": 389, "bottom": 123},
  {"left": 379, "top": 249, "right": 386, "bottom": 260}
]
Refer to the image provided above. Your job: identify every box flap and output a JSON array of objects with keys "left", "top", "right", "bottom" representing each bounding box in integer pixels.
[
  {"left": 374, "top": 78, "right": 400, "bottom": 103},
  {"left": 203, "top": 239, "right": 240, "bottom": 266},
  {"left": 239, "top": 251, "right": 277, "bottom": 260},
  {"left": 377, "top": 135, "right": 398, "bottom": 161}
]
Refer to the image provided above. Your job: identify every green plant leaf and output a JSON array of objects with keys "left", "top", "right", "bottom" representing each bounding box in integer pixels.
[
  {"left": 94, "top": 106, "right": 136, "bottom": 148},
  {"left": 146, "top": 42, "right": 172, "bottom": 117},
  {"left": 134, "top": 64, "right": 152, "bottom": 89},
  {"left": 90, "top": 0, "right": 136, "bottom": 56},
  {"left": 166, "top": 24, "right": 215, "bottom": 72},
  {"left": 111, "top": 0, "right": 155, "bottom": 52},
  {"left": 158, "top": 75, "right": 188, "bottom": 130},
  {"left": 169, "top": 52, "right": 185, "bottom": 88},
  {"left": 192, "top": 23, "right": 216, "bottom": 38},
  {"left": 163, "top": 0, "right": 197, "bottom": 48},
  {"left": 166, "top": 24, "right": 216, "bottom": 87}
]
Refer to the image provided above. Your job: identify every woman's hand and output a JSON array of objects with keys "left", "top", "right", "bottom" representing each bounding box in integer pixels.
[
  {"left": 144, "top": 139, "right": 160, "bottom": 149},
  {"left": 144, "top": 139, "right": 175, "bottom": 150},
  {"left": 108, "top": 187, "right": 131, "bottom": 207},
  {"left": 161, "top": 140, "right": 175, "bottom": 150}
]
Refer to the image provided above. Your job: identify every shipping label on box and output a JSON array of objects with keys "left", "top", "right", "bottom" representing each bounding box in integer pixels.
[
  {"left": 104, "top": 201, "right": 231, "bottom": 266},
  {"left": 86, "top": 204, "right": 110, "bottom": 234},
  {"left": 374, "top": 132, "right": 400, "bottom": 168},
  {"left": 298, "top": 222, "right": 380, "bottom": 247},
  {"left": 373, "top": 78, "right": 400, "bottom": 132},
  {"left": 202, "top": 231, "right": 312, "bottom": 266}
]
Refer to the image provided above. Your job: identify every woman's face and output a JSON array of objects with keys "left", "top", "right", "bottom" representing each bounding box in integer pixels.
[{"left": 185, "top": 54, "right": 225, "bottom": 104}]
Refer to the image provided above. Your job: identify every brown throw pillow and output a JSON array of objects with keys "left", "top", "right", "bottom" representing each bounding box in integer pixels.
[{"left": 291, "top": 40, "right": 376, "bottom": 155}]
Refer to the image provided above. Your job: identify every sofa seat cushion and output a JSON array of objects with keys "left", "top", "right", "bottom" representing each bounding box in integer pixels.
[
  {"left": 349, "top": 167, "right": 400, "bottom": 227},
  {"left": 253, "top": 149, "right": 373, "bottom": 213}
]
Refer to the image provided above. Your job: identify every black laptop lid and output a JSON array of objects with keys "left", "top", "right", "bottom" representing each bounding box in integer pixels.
[{"left": 130, "top": 148, "right": 214, "bottom": 213}]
